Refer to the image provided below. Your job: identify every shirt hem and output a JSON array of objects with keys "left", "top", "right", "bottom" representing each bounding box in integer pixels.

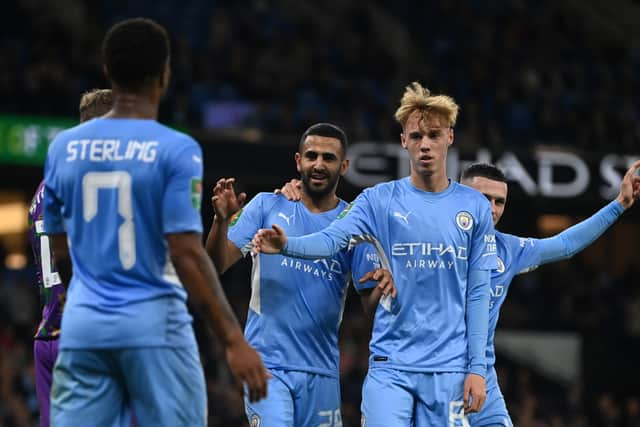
[
  {"left": 368, "top": 363, "right": 468, "bottom": 373},
  {"left": 59, "top": 341, "right": 197, "bottom": 350},
  {"left": 263, "top": 362, "right": 339, "bottom": 379}
]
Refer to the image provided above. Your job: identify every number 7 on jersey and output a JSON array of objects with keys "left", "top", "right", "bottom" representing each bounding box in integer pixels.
[{"left": 82, "top": 171, "right": 136, "bottom": 269}]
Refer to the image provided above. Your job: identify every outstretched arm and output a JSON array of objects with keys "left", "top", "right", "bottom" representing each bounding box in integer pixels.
[
  {"left": 253, "top": 218, "right": 358, "bottom": 259},
  {"left": 253, "top": 193, "right": 376, "bottom": 259},
  {"left": 534, "top": 160, "right": 640, "bottom": 265},
  {"left": 205, "top": 178, "right": 244, "bottom": 273}
]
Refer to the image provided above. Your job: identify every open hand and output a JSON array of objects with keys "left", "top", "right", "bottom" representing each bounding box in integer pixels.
[
  {"left": 225, "top": 337, "right": 270, "bottom": 402},
  {"left": 252, "top": 224, "right": 287, "bottom": 254},
  {"left": 211, "top": 178, "right": 247, "bottom": 221},
  {"left": 358, "top": 268, "right": 397, "bottom": 298},
  {"left": 463, "top": 373, "right": 486, "bottom": 414},
  {"left": 616, "top": 160, "right": 640, "bottom": 209}
]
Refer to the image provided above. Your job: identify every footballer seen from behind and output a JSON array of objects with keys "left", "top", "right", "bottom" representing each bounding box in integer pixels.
[{"left": 43, "top": 18, "right": 268, "bottom": 427}]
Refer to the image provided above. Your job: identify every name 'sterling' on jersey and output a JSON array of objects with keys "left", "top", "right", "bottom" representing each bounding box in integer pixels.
[{"left": 66, "top": 139, "right": 159, "bottom": 163}]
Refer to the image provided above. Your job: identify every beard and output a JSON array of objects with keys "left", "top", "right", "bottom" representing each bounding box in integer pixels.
[{"left": 300, "top": 169, "right": 340, "bottom": 199}]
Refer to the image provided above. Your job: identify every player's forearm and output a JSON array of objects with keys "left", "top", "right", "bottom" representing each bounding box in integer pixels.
[
  {"left": 205, "top": 216, "right": 232, "bottom": 273},
  {"left": 359, "top": 287, "right": 382, "bottom": 316},
  {"left": 466, "top": 269, "right": 490, "bottom": 378},
  {"left": 538, "top": 200, "right": 624, "bottom": 265},
  {"left": 50, "top": 234, "right": 71, "bottom": 287},
  {"left": 170, "top": 235, "right": 244, "bottom": 346},
  {"left": 283, "top": 228, "right": 350, "bottom": 259}
]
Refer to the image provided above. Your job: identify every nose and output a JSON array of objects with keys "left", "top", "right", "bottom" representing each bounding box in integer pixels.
[
  {"left": 490, "top": 200, "right": 498, "bottom": 216},
  {"left": 419, "top": 135, "right": 431, "bottom": 151},
  {"left": 312, "top": 158, "right": 326, "bottom": 171}
]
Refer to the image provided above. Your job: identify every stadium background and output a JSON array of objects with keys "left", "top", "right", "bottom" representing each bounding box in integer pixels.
[{"left": 1, "top": 0, "right": 640, "bottom": 425}]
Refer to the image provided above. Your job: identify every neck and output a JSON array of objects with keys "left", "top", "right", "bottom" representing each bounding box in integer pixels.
[
  {"left": 410, "top": 169, "right": 449, "bottom": 192},
  {"left": 300, "top": 191, "right": 340, "bottom": 213},
  {"left": 105, "top": 88, "right": 159, "bottom": 120}
]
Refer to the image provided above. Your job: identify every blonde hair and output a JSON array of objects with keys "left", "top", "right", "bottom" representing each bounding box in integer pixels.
[
  {"left": 394, "top": 82, "right": 459, "bottom": 129},
  {"left": 79, "top": 89, "right": 113, "bottom": 122}
]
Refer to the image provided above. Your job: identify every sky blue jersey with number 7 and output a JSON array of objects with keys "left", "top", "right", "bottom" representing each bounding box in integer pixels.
[{"left": 43, "top": 118, "right": 204, "bottom": 350}]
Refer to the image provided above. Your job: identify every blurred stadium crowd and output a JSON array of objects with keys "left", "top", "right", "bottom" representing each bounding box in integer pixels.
[
  {"left": 1, "top": 0, "right": 640, "bottom": 426},
  {"left": 3, "top": 0, "right": 639, "bottom": 150}
]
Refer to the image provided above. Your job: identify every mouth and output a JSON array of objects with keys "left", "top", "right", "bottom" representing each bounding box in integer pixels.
[
  {"left": 310, "top": 173, "right": 328, "bottom": 185},
  {"left": 419, "top": 156, "right": 434, "bottom": 166}
]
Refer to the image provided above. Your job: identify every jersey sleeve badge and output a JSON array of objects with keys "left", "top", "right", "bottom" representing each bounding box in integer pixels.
[{"left": 190, "top": 177, "right": 202, "bottom": 210}]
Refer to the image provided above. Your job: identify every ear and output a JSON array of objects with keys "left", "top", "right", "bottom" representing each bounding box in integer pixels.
[
  {"left": 160, "top": 62, "right": 171, "bottom": 91},
  {"left": 295, "top": 152, "right": 301, "bottom": 173},
  {"left": 339, "top": 158, "right": 350, "bottom": 176},
  {"left": 448, "top": 128, "right": 454, "bottom": 145},
  {"left": 400, "top": 133, "right": 407, "bottom": 149}
]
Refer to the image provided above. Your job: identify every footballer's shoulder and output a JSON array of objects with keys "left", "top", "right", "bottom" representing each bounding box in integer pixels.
[
  {"left": 158, "top": 125, "right": 199, "bottom": 147},
  {"left": 245, "top": 192, "right": 284, "bottom": 215},
  {"left": 362, "top": 178, "right": 401, "bottom": 197},
  {"left": 254, "top": 191, "right": 279, "bottom": 202},
  {"left": 455, "top": 181, "right": 485, "bottom": 198},
  {"left": 47, "top": 122, "right": 90, "bottom": 152},
  {"left": 455, "top": 181, "right": 492, "bottom": 203},
  {"left": 251, "top": 191, "right": 281, "bottom": 205}
]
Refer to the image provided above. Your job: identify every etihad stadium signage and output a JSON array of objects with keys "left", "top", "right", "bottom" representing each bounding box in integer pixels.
[{"left": 345, "top": 142, "right": 639, "bottom": 200}]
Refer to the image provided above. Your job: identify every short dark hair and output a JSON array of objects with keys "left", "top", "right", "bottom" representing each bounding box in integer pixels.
[
  {"left": 461, "top": 163, "right": 507, "bottom": 182},
  {"left": 299, "top": 123, "right": 348, "bottom": 153},
  {"left": 102, "top": 18, "right": 170, "bottom": 90}
]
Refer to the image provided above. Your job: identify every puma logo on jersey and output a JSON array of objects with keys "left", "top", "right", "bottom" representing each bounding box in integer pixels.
[
  {"left": 392, "top": 210, "right": 411, "bottom": 224},
  {"left": 278, "top": 212, "right": 295, "bottom": 226}
]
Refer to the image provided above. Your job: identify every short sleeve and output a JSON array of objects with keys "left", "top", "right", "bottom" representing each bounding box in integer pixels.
[
  {"left": 162, "top": 140, "right": 204, "bottom": 234},
  {"left": 227, "top": 193, "right": 266, "bottom": 256}
]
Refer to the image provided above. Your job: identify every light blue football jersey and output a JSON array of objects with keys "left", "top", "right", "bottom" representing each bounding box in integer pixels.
[
  {"left": 43, "top": 118, "right": 203, "bottom": 349},
  {"left": 228, "top": 193, "right": 379, "bottom": 377},
  {"left": 486, "top": 198, "right": 624, "bottom": 388},
  {"left": 283, "top": 178, "right": 498, "bottom": 373},
  {"left": 486, "top": 233, "right": 542, "bottom": 373}
]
